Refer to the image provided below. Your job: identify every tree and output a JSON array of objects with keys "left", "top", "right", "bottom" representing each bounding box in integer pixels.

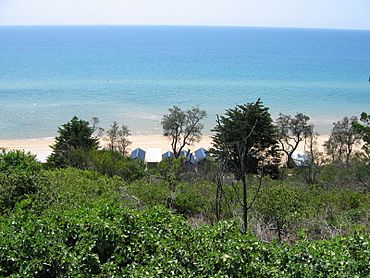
[
  {"left": 90, "top": 116, "right": 105, "bottom": 137},
  {"left": 276, "top": 113, "right": 313, "bottom": 168},
  {"left": 106, "top": 121, "right": 132, "bottom": 155},
  {"left": 211, "top": 99, "right": 279, "bottom": 232},
  {"left": 324, "top": 116, "right": 361, "bottom": 164},
  {"left": 47, "top": 116, "right": 99, "bottom": 167},
  {"left": 161, "top": 106, "right": 207, "bottom": 158},
  {"left": 352, "top": 112, "right": 370, "bottom": 157},
  {"left": 303, "top": 131, "right": 324, "bottom": 184}
]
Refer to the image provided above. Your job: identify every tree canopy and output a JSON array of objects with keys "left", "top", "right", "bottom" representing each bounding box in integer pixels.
[
  {"left": 324, "top": 116, "right": 362, "bottom": 164},
  {"left": 212, "top": 99, "right": 279, "bottom": 178},
  {"left": 47, "top": 116, "right": 99, "bottom": 167},
  {"left": 211, "top": 99, "right": 279, "bottom": 232},
  {"left": 106, "top": 121, "right": 131, "bottom": 155},
  {"left": 352, "top": 112, "right": 370, "bottom": 156},
  {"left": 276, "top": 113, "right": 313, "bottom": 168},
  {"left": 161, "top": 106, "right": 207, "bottom": 158}
]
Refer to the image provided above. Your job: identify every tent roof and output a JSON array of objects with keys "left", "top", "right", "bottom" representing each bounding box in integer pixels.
[
  {"left": 146, "top": 148, "right": 162, "bottom": 163},
  {"left": 131, "top": 148, "right": 146, "bottom": 160}
]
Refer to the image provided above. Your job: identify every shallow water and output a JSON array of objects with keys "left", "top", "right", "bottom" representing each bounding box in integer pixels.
[{"left": 0, "top": 26, "right": 369, "bottom": 138}]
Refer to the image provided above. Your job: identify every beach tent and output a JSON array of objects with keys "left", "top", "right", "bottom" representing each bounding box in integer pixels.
[
  {"left": 179, "top": 150, "right": 190, "bottom": 158},
  {"left": 162, "top": 151, "right": 175, "bottom": 159},
  {"left": 131, "top": 148, "right": 146, "bottom": 161},
  {"left": 194, "top": 147, "right": 208, "bottom": 163},
  {"left": 292, "top": 151, "right": 311, "bottom": 167},
  {"left": 146, "top": 148, "right": 162, "bottom": 163},
  {"left": 180, "top": 150, "right": 196, "bottom": 164}
]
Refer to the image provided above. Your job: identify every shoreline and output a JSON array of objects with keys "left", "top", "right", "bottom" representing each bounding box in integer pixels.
[{"left": 0, "top": 134, "right": 330, "bottom": 162}]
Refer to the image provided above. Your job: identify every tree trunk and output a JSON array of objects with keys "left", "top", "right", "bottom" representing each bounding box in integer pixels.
[
  {"left": 215, "top": 181, "right": 222, "bottom": 222},
  {"left": 287, "top": 155, "right": 296, "bottom": 168},
  {"left": 241, "top": 175, "right": 248, "bottom": 233}
]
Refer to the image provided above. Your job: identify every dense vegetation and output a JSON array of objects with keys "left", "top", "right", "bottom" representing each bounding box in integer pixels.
[{"left": 0, "top": 107, "right": 369, "bottom": 276}]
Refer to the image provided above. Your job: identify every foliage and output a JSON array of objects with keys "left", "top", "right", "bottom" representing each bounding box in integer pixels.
[
  {"left": 0, "top": 150, "right": 48, "bottom": 213},
  {"left": 212, "top": 99, "right": 279, "bottom": 178},
  {"left": 211, "top": 99, "right": 279, "bottom": 231},
  {"left": 47, "top": 116, "right": 99, "bottom": 168},
  {"left": 105, "top": 121, "right": 132, "bottom": 155},
  {"left": 39, "top": 168, "right": 133, "bottom": 211},
  {"left": 302, "top": 131, "right": 325, "bottom": 184},
  {"left": 352, "top": 112, "right": 370, "bottom": 156},
  {"left": 90, "top": 116, "right": 105, "bottom": 137},
  {"left": 324, "top": 116, "right": 362, "bottom": 164},
  {"left": 0, "top": 203, "right": 368, "bottom": 277},
  {"left": 162, "top": 106, "right": 207, "bottom": 157},
  {"left": 66, "top": 149, "right": 145, "bottom": 182},
  {"left": 320, "top": 158, "right": 369, "bottom": 191},
  {"left": 276, "top": 112, "right": 313, "bottom": 168},
  {"left": 254, "top": 183, "right": 312, "bottom": 241}
]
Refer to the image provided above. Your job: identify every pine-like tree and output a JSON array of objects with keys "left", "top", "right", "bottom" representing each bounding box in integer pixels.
[
  {"left": 212, "top": 99, "right": 279, "bottom": 232},
  {"left": 47, "top": 116, "right": 99, "bottom": 167}
]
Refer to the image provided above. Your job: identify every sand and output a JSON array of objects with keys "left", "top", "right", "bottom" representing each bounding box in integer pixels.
[{"left": 0, "top": 134, "right": 330, "bottom": 162}]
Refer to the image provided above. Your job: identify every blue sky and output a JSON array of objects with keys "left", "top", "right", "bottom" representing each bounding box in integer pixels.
[{"left": 1, "top": 0, "right": 369, "bottom": 29}]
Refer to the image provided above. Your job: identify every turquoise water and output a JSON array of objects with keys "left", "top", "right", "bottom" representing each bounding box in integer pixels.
[{"left": 0, "top": 26, "right": 369, "bottom": 139}]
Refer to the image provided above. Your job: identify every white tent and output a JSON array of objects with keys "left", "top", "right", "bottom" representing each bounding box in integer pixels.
[{"left": 145, "top": 148, "right": 162, "bottom": 164}]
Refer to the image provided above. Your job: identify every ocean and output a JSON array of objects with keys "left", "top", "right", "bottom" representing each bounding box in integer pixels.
[{"left": 0, "top": 25, "right": 369, "bottom": 139}]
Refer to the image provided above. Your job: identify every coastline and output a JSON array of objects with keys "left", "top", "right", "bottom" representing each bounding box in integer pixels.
[{"left": 0, "top": 134, "right": 330, "bottom": 162}]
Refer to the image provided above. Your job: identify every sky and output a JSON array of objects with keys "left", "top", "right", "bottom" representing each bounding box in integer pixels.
[{"left": 0, "top": 0, "right": 369, "bottom": 30}]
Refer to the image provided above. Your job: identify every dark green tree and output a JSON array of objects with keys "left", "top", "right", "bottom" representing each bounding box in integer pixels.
[
  {"left": 211, "top": 99, "right": 279, "bottom": 232},
  {"left": 47, "top": 116, "right": 99, "bottom": 167}
]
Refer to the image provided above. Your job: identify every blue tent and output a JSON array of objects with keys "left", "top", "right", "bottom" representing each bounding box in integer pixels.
[
  {"left": 131, "top": 148, "right": 146, "bottom": 161},
  {"left": 194, "top": 147, "right": 208, "bottom": 163},
  {"left": 179, "top": 150, "right": 190, "bottom": 158},
  {"left": 180, "top": 150, "right": 196, "bottom": 164},
  {"left": 162, "top": 151, "right": 175, "bottom": 159}
]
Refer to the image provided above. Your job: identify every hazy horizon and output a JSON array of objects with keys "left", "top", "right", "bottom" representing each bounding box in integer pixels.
[
  {"left": 1, "top": 0, "right": 369, "bottom": 30},
  {"left": 1, "top": 24, "right": 370, "bottom": 32}
]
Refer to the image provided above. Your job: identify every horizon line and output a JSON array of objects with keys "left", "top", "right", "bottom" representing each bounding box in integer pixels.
[{"left": 0, "top": 23, "right": 369, "bottom": 32}]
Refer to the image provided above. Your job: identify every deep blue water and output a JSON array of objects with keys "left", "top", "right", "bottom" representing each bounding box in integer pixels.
[{"left": 0, "top": 25, "right": 369, "bottom": 139}]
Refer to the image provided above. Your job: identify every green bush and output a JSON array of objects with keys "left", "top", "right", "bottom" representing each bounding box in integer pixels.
[
  {"left": 40, "top": 168, "right": 133, "bottom": 210},
  {"left": 66, "top": 149, "right": 145, "bottom": 182},
  {"left": 0, "top": 150, "right": 48, "bottom": 213},
  {"left": 320, "top": 160, "right": 369, "bottom": 190},
  {"left": 0, "top": 203, "right": 368, "bottom": 277},
  {"left": 127, "top": 179, "right": 169, "bottom": 207},
  {"left": 174, "top": 181, "right": 215, "bottom": 218},
  {"left": 254, "top": 183, "right": 313, "bottom": 240}
]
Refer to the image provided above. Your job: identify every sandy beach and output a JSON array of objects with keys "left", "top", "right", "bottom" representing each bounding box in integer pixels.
[{"left": 0, "top": 134, "right": 330, "bottom": 162}]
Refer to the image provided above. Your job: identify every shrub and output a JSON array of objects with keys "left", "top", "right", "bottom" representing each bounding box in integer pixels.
[
  {"left": 41, "top": 168, "right": 133, "bottom": 210},
  {"left": 66, "top": 149, "right": 145, "bottom": 182},
  {"left": 0, "top": 203, "right": 368, "bottom": 277},
  {"left": 0, "top": 150, "right": 47, "bottom": 213}
]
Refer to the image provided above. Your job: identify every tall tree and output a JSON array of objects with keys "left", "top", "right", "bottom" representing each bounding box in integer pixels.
[
  {"left": 47, "top": 116, "right": 99, "bottom": 167},
  {"left": 303, "top": 131, "right": 324, "bottom": 184},
  {"left": 325, "top": 116, "right": 362, "bottom": 164},
  {"left": 161, "top": 106, "right": 206, "bottom": 158},
  {"left": 106, "top": 121, "right": 119, "bottom": 153},
  {"left": 276, "top": 113, "right": 313, "bottom": 168},
  {"left": 106, "top": 121, "right": 132, "bottom": 155},
  {"left": 352, "top": 112, "right": 370, "bottom": 157},
  {"left": 212, "top": 99, "right": 278, "bottom": 232},
  {"left": 90, "top": 116, "right": 105, "bottom": 137}
]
